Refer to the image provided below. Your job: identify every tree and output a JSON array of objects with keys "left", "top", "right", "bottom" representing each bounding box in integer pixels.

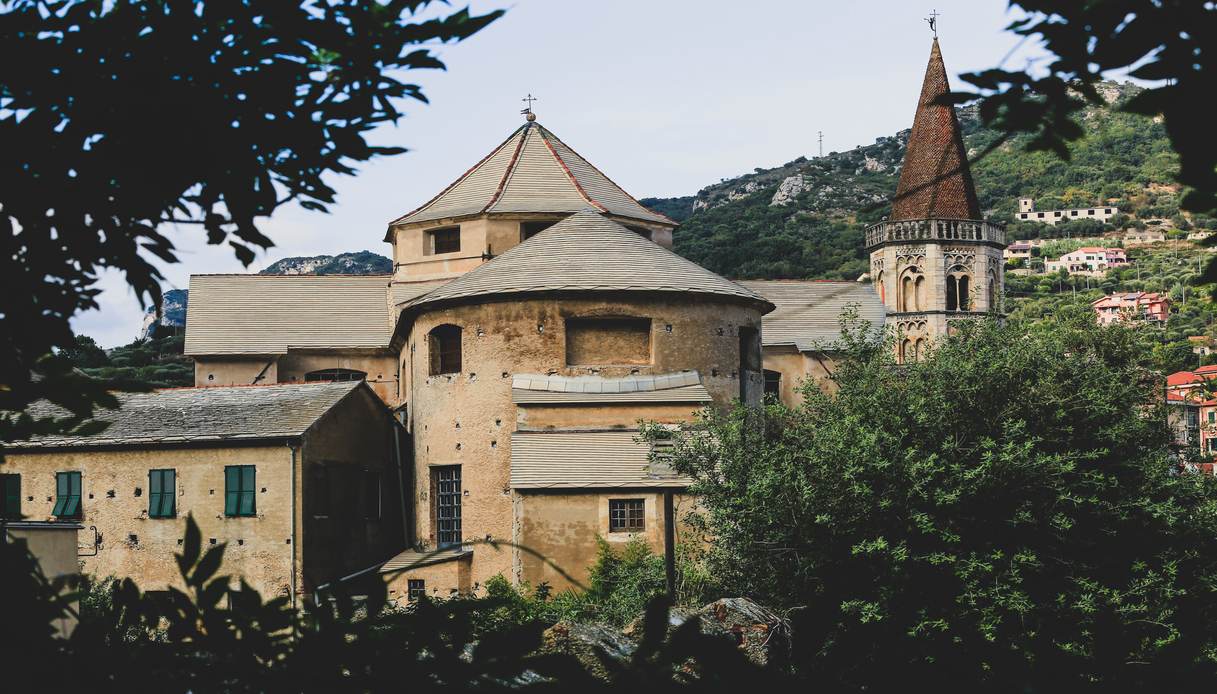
[
  {"left": 948, "top": 1, "right": 1217, "bottom": 282},
  {"left": 0, "top": 1, "right": 501, "bottom": 443},
  {"left": 652, "top": 317, "right": 1217, "bottom": 691}
]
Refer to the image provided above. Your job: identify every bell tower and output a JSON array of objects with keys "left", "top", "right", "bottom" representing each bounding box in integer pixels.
[{"left": 865, "top": 38, "right": 1005, "bottom": 362}]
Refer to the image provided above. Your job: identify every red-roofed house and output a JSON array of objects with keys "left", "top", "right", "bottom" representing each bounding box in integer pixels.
[
  {"left": 1092, "top": 291, "right": 1171, "bottom": 326},
  {"left": 1045, "top": 247, "right": 1128, "bottom": 276}
]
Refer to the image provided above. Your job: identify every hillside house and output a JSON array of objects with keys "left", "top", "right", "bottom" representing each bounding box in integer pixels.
[
  {"left": 1045, "top": 247, "right": 1128, "bottom": 276},
  {"left": 1016, "top": 197, "right": 1119, "bottom": 226},
  {"left": 1123, "top": 229, "right": 1167, "bottom": 246},
  {"left": 1092, "top": 291, "right": 1170, "bottom": 325},
  {"left": 1004, "top": 240, "right": 1033, "bottom": 262}
]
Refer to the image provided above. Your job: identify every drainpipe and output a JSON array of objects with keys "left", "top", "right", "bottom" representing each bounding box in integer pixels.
[
  {"left": 287, "top": 441, "right": 299, "bottom": 609},
  {"left": 664, "top": 490, "right": 676, "bottom": 599}
]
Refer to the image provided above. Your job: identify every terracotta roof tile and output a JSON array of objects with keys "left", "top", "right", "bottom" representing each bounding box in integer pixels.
[{"left": 890, "top": 39, "right": 982, "bottom": 221}]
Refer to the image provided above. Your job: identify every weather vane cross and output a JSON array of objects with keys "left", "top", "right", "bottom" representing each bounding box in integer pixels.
[
  {"left": 521, "top": 93, "right": 538, "bottom": 118},
  {"left": 926, "top": 9, "right": 940, "bottom": 39}
]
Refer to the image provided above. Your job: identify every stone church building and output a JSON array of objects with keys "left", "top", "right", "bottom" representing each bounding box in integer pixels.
[{"left": 3, "top": 39, "right": 1001, "bottom": 602}]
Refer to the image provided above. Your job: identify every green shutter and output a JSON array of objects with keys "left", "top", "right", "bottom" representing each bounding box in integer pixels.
[
  {"left": 225, "top": 466, "right": 239, "bottom": 516},
  {"left": 161, "top": 470, "right": 176, "bottom": 517},
  {"left": 1, "top": 475, "right": 19, "bottom": 518},
  {"left": 55, "top": 472, "right": 81, "bottom": 518},
  {"left": 240, "top": 466, "right": 255, "bottom": 516},
  {"left": 148, "top": 470, "right": 162, "bottom": 517}
]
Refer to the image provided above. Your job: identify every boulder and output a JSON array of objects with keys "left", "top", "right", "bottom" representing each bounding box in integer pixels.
[{"left": 540, "top": 621, "right": 636, "bottom": 681}]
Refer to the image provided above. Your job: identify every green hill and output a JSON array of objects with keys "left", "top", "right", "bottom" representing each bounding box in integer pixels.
[{"left": 647, "top": 81, "right": 1194, "bottom": 282}]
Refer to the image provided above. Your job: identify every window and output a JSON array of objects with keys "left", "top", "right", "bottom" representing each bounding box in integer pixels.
[
  {"left": 1208, "top": 410, "right": 1215, "bottom": 424},
  {"left": 433, "top": 466, "right": 462, "bottom": 548},
  {"left": 1037, "top": 212, "right": 1045, "bottom": 218},
  {"left": 225, "top": 465, "right": 257, "bottom": 517},
  {"left": 1208, "top": 438, "right": 1217, "bottom": 453},
  {"left": 609, "top": 499, "right": 645, "bottom": 533},
  {"left": 565, "top": 317, "right": 651, "bottom": 365},
  {"left": 363, "top": 471, "right": 381, "bottom": 520},
  {"left": 1105, "top": 208, "right": 1113, "bottom": 214},
  {"left": 52, "top": 472, "right": 81, "bottom": 519},
  {"left": 428, "top": 324, "right": 462, "bottom": 375},
  {"left": 521, "top": 220, "right": 556, "bottom": 241},
  {"left": 1054, "top": 211, "right": 1062, "bottom": 217},
  {"left": 1, "top": 474, "right": 19, "bottom": 519},
  {"left": 625, "top": 225, "right": 653, "bottom": 241},
  {"left": 1087, "top": 209, "right": 1095, "bottom": 215},
  {"left": 407, "top": 579, "right": 426, "bottom": 602},
  {"left": 427, "top": 227, "right": 460, "bottom": 254},
  {"left": 148, "top": 469, "right": 176, "bottom": 518},
  {"left": 946, "top": 273, "right": 971, "bottom": 312},
  {"left": 763, "top": 369, "right": 782, "bottom": 398},
  {"left": 304, "top": 368, "right": 366, "bottom": 383},
  {"left": 1020, "top": 213, "right": 1028, "bottom": 219},
  {"left": 1071, "top": 210, "right": 1079, "bottom": 216}
]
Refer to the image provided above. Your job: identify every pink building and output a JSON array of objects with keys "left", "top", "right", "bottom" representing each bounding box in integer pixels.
[
  {"left": 1044, "top": 247, "right": 1128, "bottom": 276},
  {"left": 1092, "top": 291, "right": 1170, "bottom": 326}
]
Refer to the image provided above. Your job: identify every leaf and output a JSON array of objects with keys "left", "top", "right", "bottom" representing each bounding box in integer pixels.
[
  {"left": 189, "top": 542, "right": 226, "bottom": 588},
  {"left": 177, "top": 514, "right": 202, "bottom": 577}
]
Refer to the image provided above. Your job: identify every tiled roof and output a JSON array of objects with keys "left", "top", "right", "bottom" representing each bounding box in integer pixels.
[
  {"left": 400, "top": 210, "right": 771, "bottom": 312},
  {"left": 390, "top": 280, "right": 451, "bottom": 307},
  {"left": 737, "top": 280, "right": 886, "bottom": 352},
  {"left": 389, "top": 121, "right": 673, "bottom": 228},
  {"left": 185, "top": 275, "right": 393, "bottom": 355},
  {"left": 379, "top": 547, "right": 471, "bottom": 574},
  {"left": 7, "top": 382, "right": 365, "bottom": 449},
  {"left": 510, "top": 430, "right": 690, "bottom": 489},
  {"left": 890, "top": 39, "right": 982, "bottom": 221},
  {"left": 511, "top": 371, "right": 710, "bottom": 404}
]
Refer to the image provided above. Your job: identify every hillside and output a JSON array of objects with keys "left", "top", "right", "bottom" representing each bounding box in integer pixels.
[{"left": 647, "top": 81, "right": 1190, "bottom": 282}]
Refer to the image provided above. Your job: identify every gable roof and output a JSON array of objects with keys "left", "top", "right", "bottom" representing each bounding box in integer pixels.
[
  {"left": 184, "top": 275, "right": 393, "bottom": 355},
  {"left": 7, "top": 382, "right": 366, "bottom": 449},
  {"left": 890, "top": 39, "right": 982, "bottom": 221},
  {"left": 400, "top": 210, "right": 771, "bottom": 312},
  {"left": 737, "top": 280, "right": 886, "bottom": 352},
  {"left": 388, "top": 121, "right": 673, "bottom": 230}
]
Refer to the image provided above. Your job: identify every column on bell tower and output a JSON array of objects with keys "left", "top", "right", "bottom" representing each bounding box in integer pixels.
[{"left": 865, "top": 38, "right": 1006, "bottom": 362}]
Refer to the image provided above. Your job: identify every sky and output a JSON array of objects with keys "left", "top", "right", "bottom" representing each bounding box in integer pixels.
[{"left": 77, "top": 0, "right": 1048, "bottom": 347}]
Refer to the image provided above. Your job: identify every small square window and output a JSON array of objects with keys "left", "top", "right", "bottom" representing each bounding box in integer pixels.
[
  {"left": 407, "top": 579, "right": 426, "bottom": 602},
  {"left": 52, "top": 472, "right": 81, "bottom": 519},
  {"left": 428, "top": 227, "right": 460, "bottom": 255},
  {"left": 609, "top": 499, "right": 645, "bottom": 533},
  {"left": 148, "top": 469, "right": 176, "bottom": 518},
  {"left": 224, "top": 465, "right": 257, "bottom": 517}
]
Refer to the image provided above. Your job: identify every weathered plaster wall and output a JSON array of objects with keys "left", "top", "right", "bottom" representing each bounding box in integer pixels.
[
  {"left": 300, "top": 388, "right": 406, "bottom": 587},
  {"left": 5, "top": 524, "right": 80, "bottom": 636},
  {"left": 1, "top": 445, "right": 297, "bottom": 599},
  {"left": 402, "top": 295, "right": 762, "bottom": 592},
  {"left": 390, "top": 213, "right": 676, "bottom": 283},
  {"left": 382, "top": 555, "right": 472, "bottom": 605},
  {"left": 194, "top": 357, "right": 277, "bottom": 387},
  {"left": 516, "top": 491, "right": 698, "bottom": 591},
  {"left": 761, "top": 347, "right": 838, "bottom": 406},
  {"left": 277, "top": 351, "right": 400, "bottom": 405}
]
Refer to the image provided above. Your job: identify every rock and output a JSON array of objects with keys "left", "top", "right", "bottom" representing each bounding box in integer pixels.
[
  {"left": 139, "top": 288, "right": 189, "bottom": 340},
  {"left": 694, "top": 598, "right": 787, "bottom": 668},
  {"left": 540, "top": 621, "right": 637, "bottom": 681},
  {"left": 770, "top": 175, "right": 808, "bottom": 206},
  {"left": 862, "top": 155, "right": 888, "bottom": 173},
  {"left": 727, "top": 180, "right": 764, "bottom": 202}
]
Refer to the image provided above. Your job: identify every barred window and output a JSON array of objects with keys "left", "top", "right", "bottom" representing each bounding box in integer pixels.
[
  {"left": 609, "top": 499, "right": 645, "bottom": 533},
  {"left": 407, "top": 579, "right": 426, "bottom": 602}
]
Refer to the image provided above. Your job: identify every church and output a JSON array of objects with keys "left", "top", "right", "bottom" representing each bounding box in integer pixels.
[{"left": 2, "top": 39, "right": 1003, "bottom": 603}]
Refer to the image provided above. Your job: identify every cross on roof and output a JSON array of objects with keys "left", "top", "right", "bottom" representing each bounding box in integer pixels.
[
  {"left": 926, "top": 9, "right": 940, "bottom": 38},
  {"left": 521, "top": 93, "right": 538, "bottom": 115}
]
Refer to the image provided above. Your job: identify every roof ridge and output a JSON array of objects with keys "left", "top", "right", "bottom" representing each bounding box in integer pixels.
[
  {"left": 538, "top": 125, "right": 677, "bottom": 225},
  {"left": 536, "top": 125, "right": 608, "bottom": 213},
  {"left": 481, "top": 122, "right": 531, "bottom": 213},
  {"left": 387, "top": 123, "right": 527, "bottom": 228}
]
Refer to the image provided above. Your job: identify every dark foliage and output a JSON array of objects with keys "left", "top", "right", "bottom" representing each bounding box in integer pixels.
[
  {"left": 653, "top": 317, "right": 1217, "bottom": 691},
  {"left": 0, "top": 0, "right": 501, "bottom": 443},
  {"left": 0, "top": 515, "right": 782, "bottom": 691}
]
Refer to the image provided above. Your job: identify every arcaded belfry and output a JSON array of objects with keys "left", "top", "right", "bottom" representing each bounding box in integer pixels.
[{"left": 865, "top": 38, "right": 1005, "bottom": 362}]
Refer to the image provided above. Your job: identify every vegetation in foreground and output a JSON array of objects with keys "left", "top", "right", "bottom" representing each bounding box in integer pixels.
[{"left": 648, "top": 315, "right": 1217, "bottom": 691}]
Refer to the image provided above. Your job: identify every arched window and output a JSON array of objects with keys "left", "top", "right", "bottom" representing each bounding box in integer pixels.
[
  {"left": 915, "top": 338, "right": 926, "bottom": 361},
  {"left": 900, "top": 269, "right": 923, "bottom": 312},
  {"left": 899, "top": 338, "right": 912, "bottom": 364},
  {"left": 875, "top": 271, "right": 885, "bottom": 304},
  {"left": 946, "top": 269, "right": 972, "bottom": 312},
  {"left": 987, "top": 271, "right": 998, "bottom": 312},
  {"left": 428, "top": 324, "right": 462, "bottom": 375},
  {"left": 304, "top": 368, "right": 366, "bottom": 382}
]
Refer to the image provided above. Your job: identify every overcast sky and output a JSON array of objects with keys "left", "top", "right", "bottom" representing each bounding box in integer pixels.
[{"left": 78, "top": 0, "right": 1047, "bottom": 347}]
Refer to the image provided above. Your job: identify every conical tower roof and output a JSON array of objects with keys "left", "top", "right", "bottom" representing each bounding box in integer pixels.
[
  {"left": 400, "top": 210, "right": 770, "bottom": 312},
  {"left": 389, "top": 121, "right": 674, "bottom": 230},
  {"left": 890, "top": 39, "right": 982, "bottom": 221}
]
